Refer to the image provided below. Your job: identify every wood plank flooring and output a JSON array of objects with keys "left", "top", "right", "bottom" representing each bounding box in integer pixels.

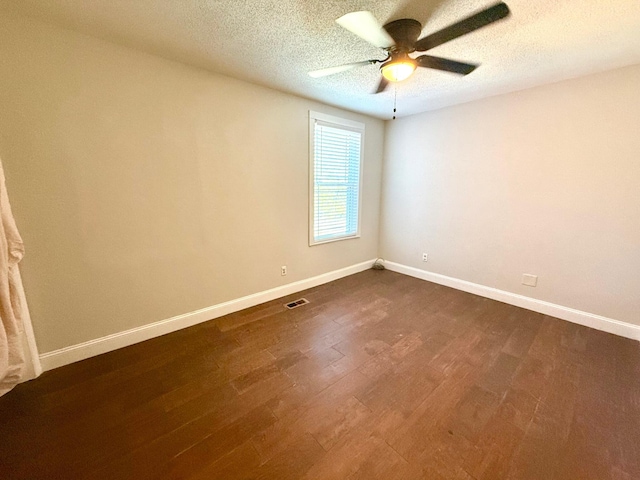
[{"left": 1, "top": 269, "right": 639, "bottom": 479}]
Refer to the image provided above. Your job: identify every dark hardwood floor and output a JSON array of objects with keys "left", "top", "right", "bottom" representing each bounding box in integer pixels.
[{"left": 1, "top": 269, "right": 639, "bottom": 479}]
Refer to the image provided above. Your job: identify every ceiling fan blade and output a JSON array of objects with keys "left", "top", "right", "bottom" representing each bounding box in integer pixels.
[
  {"left": 415, "top": 2, "right": 510, "bottom": 52},
  {"left": 336, "top": 11, "right": 395, "bottom": 49},
  {"left": 416, "top": 55, "right": 478, "bottom": 75},
  {"left": 374, "top": 77, "right": 389, "bottom": 94},
  {"left": 308, "top": 60, "right": 379, "bottom": 78}
]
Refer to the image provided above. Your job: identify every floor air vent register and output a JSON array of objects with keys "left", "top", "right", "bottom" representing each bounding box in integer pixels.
[{"left": 284, "top": 298, "right": 309, "bottom": 309}]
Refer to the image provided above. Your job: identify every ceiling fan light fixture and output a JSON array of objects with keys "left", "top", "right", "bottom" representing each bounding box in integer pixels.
[
  {"left": 381, "top": 57, "right": 416, "bottom": 82},
  {"left": 313, "top": 2, "right": 511, "bottom": 94}
]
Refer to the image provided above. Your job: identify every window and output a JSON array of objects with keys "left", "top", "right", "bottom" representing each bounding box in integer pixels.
[{"left": 309, "top": 111, "right": 364, "bottom": 245}]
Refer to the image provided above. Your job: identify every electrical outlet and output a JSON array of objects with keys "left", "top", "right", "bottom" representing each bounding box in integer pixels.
[
  {"left": 281, "top": 266, "right": 287, "bottom": 276},
  {"left": 422, "top": 253, "right": 428, "bottom": 262},
  {"left": 522, "top": 274, "right": 537, "bottom": 287}
]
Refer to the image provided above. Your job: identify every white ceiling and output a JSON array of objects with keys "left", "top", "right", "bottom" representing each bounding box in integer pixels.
[{"left": 2, "top": 0, "right": 640, "bottom": 119}]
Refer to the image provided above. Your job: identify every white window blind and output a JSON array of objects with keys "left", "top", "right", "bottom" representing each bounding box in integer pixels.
[{"left": 309, "top": 112, "right": 363, "bottom": 245}]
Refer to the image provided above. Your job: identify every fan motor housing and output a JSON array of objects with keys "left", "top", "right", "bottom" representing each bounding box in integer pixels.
[{"left": 383, "top": 18, "right": 423, "bottom": 51}]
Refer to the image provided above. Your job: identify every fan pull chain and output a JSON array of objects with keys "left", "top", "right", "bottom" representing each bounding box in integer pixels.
[{"left": 393, "top": 86, "right": 397, "bottom": 120}]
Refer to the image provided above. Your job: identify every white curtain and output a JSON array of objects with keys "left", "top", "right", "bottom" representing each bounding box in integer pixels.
[{"left": 0, "top": 159, "right": 28, "bottom": 397}]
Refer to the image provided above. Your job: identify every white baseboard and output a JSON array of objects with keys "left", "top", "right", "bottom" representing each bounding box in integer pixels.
[
  {"left": 384, "top": 261, "right": 640, "bottom": 342},
  {"left": 39, "top": 259, "right": 376, "bottom": 371},
  {"left": 38, "top": 258, "right": 639, "bottom": 371}
]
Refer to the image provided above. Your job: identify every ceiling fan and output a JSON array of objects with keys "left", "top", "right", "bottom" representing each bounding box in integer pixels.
[{"left": 309, "top": 2, "right": 511, "bottom": 93}]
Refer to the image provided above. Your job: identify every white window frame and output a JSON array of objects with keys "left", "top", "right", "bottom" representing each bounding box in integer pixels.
[{"left": 309, "top": 111, "right": 364, "bottom": 246}]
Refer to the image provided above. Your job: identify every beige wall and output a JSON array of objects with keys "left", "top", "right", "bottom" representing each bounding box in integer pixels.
[
  {"left": 1, "top": 12, "right": 638, "bottom": 357},
  {"left": 0, "top": 14, "right": 384, "bottom": 353},
  {"left": 380, "top": 65, "right": 640, "bottom": 325}
]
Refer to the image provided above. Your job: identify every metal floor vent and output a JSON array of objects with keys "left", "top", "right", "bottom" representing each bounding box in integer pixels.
[{"left": 285, "top": 298, "right": 309, "bottom": 310}]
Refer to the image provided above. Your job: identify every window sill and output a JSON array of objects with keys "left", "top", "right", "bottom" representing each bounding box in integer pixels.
[{"left": 309, "top": 234, "right": 361, "bottom": 247}]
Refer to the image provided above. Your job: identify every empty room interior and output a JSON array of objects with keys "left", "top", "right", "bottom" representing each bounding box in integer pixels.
[{"left": 1, "top": 1, "right": 639, "bottom": 479}]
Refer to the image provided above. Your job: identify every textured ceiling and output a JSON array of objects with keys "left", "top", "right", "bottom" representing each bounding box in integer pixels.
[{"left": 2, "top": 0, "right": 640, "bottom": 119}]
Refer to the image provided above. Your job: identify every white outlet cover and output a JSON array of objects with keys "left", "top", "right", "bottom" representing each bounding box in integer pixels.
[{"left": 522, "top": 274, "right": 538, "bottom": 287}]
